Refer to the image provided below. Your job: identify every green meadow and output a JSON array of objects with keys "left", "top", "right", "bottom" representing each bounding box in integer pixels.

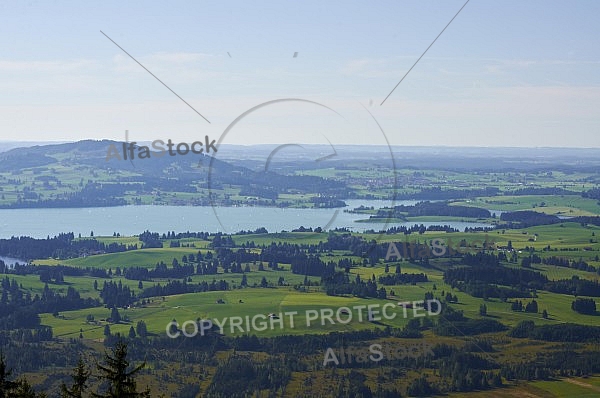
[
  {"left": 453, "top": 195, "right": 600, "bottom": 216},
  {"left": 41, "top": 288, "right": 423, "bottom": 340},
  {"left": 34, "top": 247, "right": 202, "bottom": 269},
  {"left": 27, "top": 220, "right": 600, "bottom": 344}
]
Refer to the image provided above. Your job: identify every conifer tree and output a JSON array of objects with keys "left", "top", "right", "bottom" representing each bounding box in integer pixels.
[
  {"left": 16, "top": 378, "right": 45, "bottom": 397},
  {"left": 61, "top": 358, "right": 90, "bottom": 398},
  {"left": 93, "top": 341, "right": 150, "bottom": 398},
  {"left": 0, "top": 353, "right": 45, "bottom": 397},
  {"left": 0, "top": 353, "right": 19, "bottom": 398}
]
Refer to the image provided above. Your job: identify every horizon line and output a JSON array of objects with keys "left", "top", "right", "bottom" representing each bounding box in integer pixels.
[{"left": 1, "top": 139, "right": 600, "bottom": 151}]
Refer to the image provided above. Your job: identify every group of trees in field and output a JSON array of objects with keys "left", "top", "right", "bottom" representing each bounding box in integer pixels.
[
  {"left": 507, "top": 187, "right": 577, "bottom": 196},
  {"left": 571, "top": 297, "right": 597, "bottom": 315},
  {"left": 138, "top": 230, "right": 210, "bottom": 248},
  {"left": 547, "top": 277, "right": 600, "bottom": 297},
  {"left": 394, "top": 187, "right": 500, "bottom": 200},
  {"left": 99, "top": 281, "right": 135, "bottom": 308},
  {"left": 444, "top": 262, "right": 600, "bottom": 302},
  {"left": 1, "top": 182, "right": 129, "bottom": 209},
  {"left": 0, "top": 277, "right": 98, "bottom": 330},
  {"left": 509, "top": 320, "right": 600, "bottom": 343},
  {"left": 382, "top": 224, "right": 459, "bottom": 234},
  {"left": 139, "top": 279, "right": 230, "bottom": 298},
  {"left": 373, "top": 201, "right": 491, "bottom": 219},
  {"left": 444, "top": 265, "right": 547, "bottom": 299},
  {"left": 582, "top": 188, "right": 600, "bottom": 200},
  {"left": 499, "top": 210, "right": 561, "bottom": 228},
  {"left": 0, "top": 233, "right": 133, "bottom": 261},
  {"left": 433, "top": 306, "right": 507, "bottom": 337},
  {"left": 378, "top": 272, "right": 428, "bottom": 285},
  {"left": 321, "top": 271, "right": 386, "bottom": 298},
  {"left": 291, "top": 254, "right": 335, "bottom": 277},
  {"left": 522, "top": 254, "right": 595, "bottom": 272},
  {"left": 510, "top": 299, "right": 539, "bottom": 313}
]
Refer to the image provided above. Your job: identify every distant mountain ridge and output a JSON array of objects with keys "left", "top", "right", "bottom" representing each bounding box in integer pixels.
[{"left": 0, "top": 140, "right": 349, "bottom": 209}]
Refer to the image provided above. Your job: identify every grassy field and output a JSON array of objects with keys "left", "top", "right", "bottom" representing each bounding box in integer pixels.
[
  {"left": 32, "top": 257, "right": 600, "bottom": 343},
  {"left": 34, "top": 247, "right": 202, "bottom": 269},
  {"left": 453, "top": 195, "right": 600, "bottom": 216},
  {"left": 41, "top": 288, "right": 420, "bottom": 340},
  {"left": 25, "top": 221, "right": 600, "bottom": 343},
  {"left": 232, "top": 231, "right": 330, "bottom": 246},
  {"left": 447, "top": 377, "right": 600, "bottom": 397}
]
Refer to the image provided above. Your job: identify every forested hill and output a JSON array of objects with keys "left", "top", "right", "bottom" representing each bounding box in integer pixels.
[{"left": 0, "top": 140, "right": 350, "bottom": 208}]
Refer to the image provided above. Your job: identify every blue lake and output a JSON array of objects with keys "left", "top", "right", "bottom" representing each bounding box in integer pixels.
[{"left": 0, "top": 200, "right": 493, "bottom": 238}]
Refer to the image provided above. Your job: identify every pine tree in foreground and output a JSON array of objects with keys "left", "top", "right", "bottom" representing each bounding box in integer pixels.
[
  {"left": 92, "top": 341, "right": 150, "bottom": 398},
  {"left": 61, "top": 357, "right": 90, "bottom": 398},
  {"left": 14, "top": 378, "right": 46, "bottom": 398},
  {"left": 0, "top": 353, "right": 19, "bottom": 398},
  {"left": 0, "top": 353, "right": 44, "bottom": 397}
]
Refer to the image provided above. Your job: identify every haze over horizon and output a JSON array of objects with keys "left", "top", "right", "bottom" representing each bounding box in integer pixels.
[{"left": 4, "top": 139, "right": 600, "bottom": 150}]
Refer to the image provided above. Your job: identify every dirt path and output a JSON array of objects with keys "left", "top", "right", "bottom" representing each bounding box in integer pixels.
[
  {"left": 506, "top": 390, "right": 544, "bottom": 398},
  {"left": 563, "top": 378, "right": 600, "bottom": 393}
]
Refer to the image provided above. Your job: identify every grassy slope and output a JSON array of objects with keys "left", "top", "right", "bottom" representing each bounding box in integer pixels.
[{"left": 25, "top": 220, "right": 599, "bottom": 341}]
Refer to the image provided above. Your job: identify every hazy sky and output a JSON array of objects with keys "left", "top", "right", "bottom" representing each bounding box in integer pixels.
[{"left": 1, "top": 0, "right": 599, "bottom": 147}]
